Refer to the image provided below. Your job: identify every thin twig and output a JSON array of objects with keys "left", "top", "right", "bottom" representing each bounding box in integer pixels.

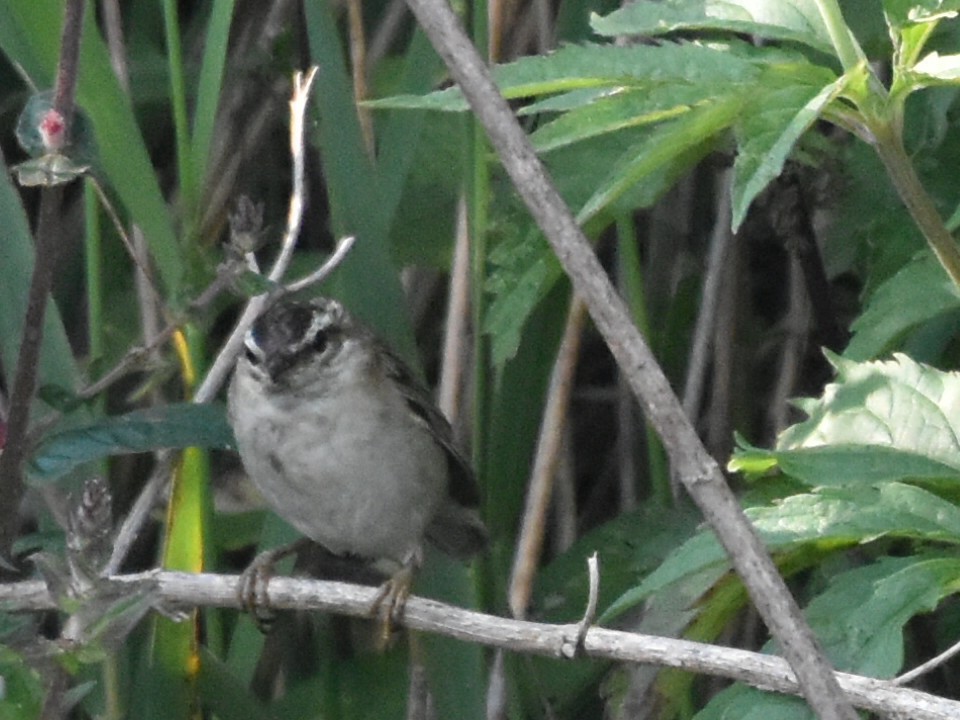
[
  {"left": 437, "top": 198, "right": 471, "bottom": 422},
  {"left": 2, "top": 570, "right": 959, "bottom": 720},
  {"left": 400, "top": 2, "right": 857, "bottom": 718},
  {"left": 562, "top": 552, "right": 599, "bottom": 658},
  {"left": 194, "top": 66, "right": 319, "bottom": 404},
  {"left": 508, "top": 296, "right": 586, "bottom": 619},
  {"left": 894, "top": 637, "right": 960, "bottom": 686},
  {"left": 682, "top": 168, "right": 733, "bottom": 423},
  {"left": 0, "top": 0, "right": 87, "bottom": 565}
]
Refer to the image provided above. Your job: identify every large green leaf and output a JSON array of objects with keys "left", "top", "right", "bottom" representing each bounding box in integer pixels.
[
  {"left": 367, "top": 41, "right": 760, "bottom": 111},
  {"left": 28, "top": 403, "right": 235, "bottom": 483},
  {"left": 845, "top": 251, "right": 960, "bottom": 361},
  {"left": 590, "top": 0, "right": 836, "bottom": 54},
  {"left": 729, "top": 354, "right": 960, "bottom": 487},
  {"left": 602, "top": 482, "right": 960, "bottom": 621},
  {"left": 696, "top": 554, "right": 959, "bottom": 718},
  {"left": 790, "top": 353, "right": 959, "bottom": 459},
  {"left": 883, "top": 0, "right": 960, "bottom": 29}
]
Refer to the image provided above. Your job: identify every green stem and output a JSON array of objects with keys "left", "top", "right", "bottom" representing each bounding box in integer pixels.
[
  {"left": 812, "top": 0, "right": 864, "bottom": 72},
  {"left": 873, "top": 122, "right": 960, "bottom": 289}
]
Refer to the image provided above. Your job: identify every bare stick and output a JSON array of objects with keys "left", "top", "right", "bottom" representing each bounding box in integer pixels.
[
  {"left": 508, "top": 296, "right": 586, "bottom": 619},
  {"left": 194, "top": 67, "right": 319, "bottom": 404},
  {"left": 2, "top": 571, "right": 958, "bottom": 720},
  {"left": 400, "top": 1, "right": 856, "bottom": 718},
  {"left": 894, "top": 636, "right": 960, "bottom": 686}
]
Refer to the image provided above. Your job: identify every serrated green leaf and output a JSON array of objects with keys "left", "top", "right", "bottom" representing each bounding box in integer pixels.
[
  {"left": 530, "top": 85, "right": 707, "bottom": 153},
  {"left": 732, "top": 70, "right": 844, "bottom": 229},
  {"left": 779, "top": 353, "right": 960, "bottom": 463},
  {"left": 591, "top": 0, "right": 835, "bottom": 54},
  {"left": 603, "top": 483, "right": 960, "bottom": 621},
  {"left": 845, "top": 252, "right": 960, "bottom": 360},
  {"left": 484, "top": 229, "right": 563, "bottom": 370},
  {"left": 730, "top": 355, "right": 960, "bottom": 487},
  {"left": 578, "top": 96, "right": 742, "bottom": 224},
  {"left": 698, "top": 554, "right": 960, "bottom": 718},
  {"left": 368, "top": 42, "right": 760, "bottom": 112},
  {"left": 28, "top": 403, "right": 235, "bottom": 483}
]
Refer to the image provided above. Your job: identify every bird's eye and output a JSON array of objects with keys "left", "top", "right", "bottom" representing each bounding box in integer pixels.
[
  {"left": 311, "top": 329, "right": 328, "bottom": 354},
  {"left": 244, "top": 345, "right": 260, "bottom": 365}
]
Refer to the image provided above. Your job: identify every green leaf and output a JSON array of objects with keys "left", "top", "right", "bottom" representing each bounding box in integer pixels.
[
  {"left": 731, "top": 354, "right": 960, "bottom": 487},
  {"left": 530, "top": 85, "right": 707, "bottom": 153},
  {"left": 913, "top": 50, "right": 960, "bottom": 81},
  {"left": 698, "top": 554, "right": 959, "bottom": 717},
  {"left": 603, "top": 482, "right": 960, "bottom": 621},
  {"left": 484, "top": 228, "right": 563, "bottom": 370},
  {"left": 883, "top": 0, "right": 960, "bottom": 28},
  {"left": 0, "top": 644, "right": 44, "bottom": 719},
  {"left": 780, "top": 353, "right": 960, "bottom": 456},
  {"left": 190, "top": 0, "right": 235, "bottom": 192},
  {"left": 578, "top": 96, "right": 742, "bottom": 224},
  {"left": 28, "top": 403, "right": 235, "bottom": 483},
  {"left": 732, "top": 70, "right": 844, "bottom": 229},
  {"left": 368, "top": 42, "right": 760, "bottom": 111},
  {"left": 845, "top": 252, "right": 960, "bottom": 361},
  {"left": 731, "top": 443, "right": 960, "bottom": 486},
  {"left": 590, "top": 0, "right": 836, "bottom": 54}
]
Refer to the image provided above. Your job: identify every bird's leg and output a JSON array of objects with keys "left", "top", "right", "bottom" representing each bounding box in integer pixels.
[
  {"left": 237, "top": 537, "right": 311, "bottom": 632},
  {"left": 370, "top": 547, "right": 422, "bottom": 642}
]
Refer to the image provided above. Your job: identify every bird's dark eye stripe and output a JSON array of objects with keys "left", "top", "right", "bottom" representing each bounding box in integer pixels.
[
  {"left": 311, "top": 329, "right": 329, "bottom": 353},
  {"left": 244, "top": 345, "right": 260, "bottom": 364}
]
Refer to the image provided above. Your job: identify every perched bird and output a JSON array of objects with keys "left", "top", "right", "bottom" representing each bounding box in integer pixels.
[{"left": 228, "top": 297, "right": 487, "bottom": 621}]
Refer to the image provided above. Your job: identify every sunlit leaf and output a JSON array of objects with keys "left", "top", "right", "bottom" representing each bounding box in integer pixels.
[
  {"left": 883, "top": 0, "right": 960, "bottom": 28},
  {"left": 591, "top": 0, "right": 835, "bottom": 54},
  {"left": 913, "top": 51, "right": 960, "bottom": 81}
]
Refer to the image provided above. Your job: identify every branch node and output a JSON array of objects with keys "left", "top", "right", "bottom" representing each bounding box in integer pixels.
[{"left": 561, "top": 552, "right": 600, "bottom": 659}]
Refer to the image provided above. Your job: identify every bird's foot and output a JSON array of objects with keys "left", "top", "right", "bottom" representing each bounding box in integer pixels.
[
  {"left": 369, "top": 550, "right": 421, "bottom": 645},
  {"left": 237, "top": 538, "right": 309, "bottom": 633}
]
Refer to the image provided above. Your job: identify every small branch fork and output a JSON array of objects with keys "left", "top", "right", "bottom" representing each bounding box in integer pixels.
[{"left": 1, "top": 570, "right": 957, "bottom": 720}]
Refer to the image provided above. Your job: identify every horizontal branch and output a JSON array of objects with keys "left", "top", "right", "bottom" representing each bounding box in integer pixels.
[{"left": 1, "top": 571, "right": 957, "bottom": 719}]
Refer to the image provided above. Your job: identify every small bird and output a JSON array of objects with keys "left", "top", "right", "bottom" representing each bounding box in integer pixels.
[{"left": 228, "top": 297, "right": 487, "bottom": 622}]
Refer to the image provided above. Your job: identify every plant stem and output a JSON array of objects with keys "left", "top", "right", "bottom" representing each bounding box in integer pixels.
[
  {"left": 0, "top": 0, "right": 86, "bottom": 567},
  {"left": 812, "top": 0, "right": 863, "bottom": 72},
  {"left": 873, "top": 122, "right": 960, "bottom": 289}
]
